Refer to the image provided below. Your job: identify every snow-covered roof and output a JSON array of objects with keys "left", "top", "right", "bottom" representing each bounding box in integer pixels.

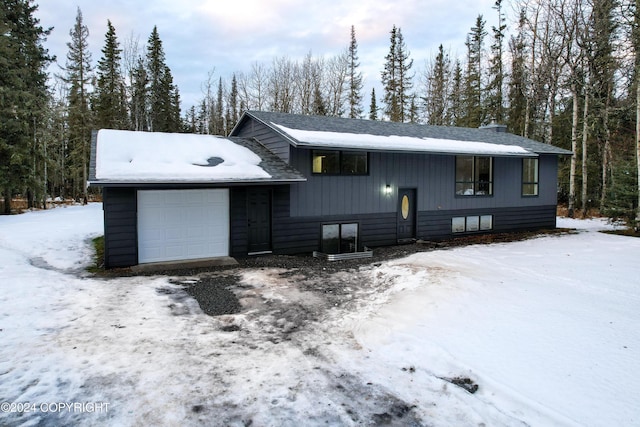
[
  {"left": 90, "top": 129, "right": 305, "bottom": 185},
  {"left": 272, "top": 123, "right": 533, "bottom": 156},
  {"left": 235, "top": 111, "right": 573, "bottom": 157}
]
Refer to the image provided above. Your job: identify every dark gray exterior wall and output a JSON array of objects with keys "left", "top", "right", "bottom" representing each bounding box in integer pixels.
[
  {"left": 102, "top": 187, "right": 138, "bottom": 268},
  {"left": 232, "top": 117, "right": 291, "bottom": 162},
  {"left": 288, "top": 148, "right": 558, "bottom": 217}
]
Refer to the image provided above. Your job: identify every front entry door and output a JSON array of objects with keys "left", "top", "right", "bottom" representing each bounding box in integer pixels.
[
  {"left": 397, "top": 188, "right": 416, "bottom": 242},
  {"left": 247, "top": 189, "right": 272, "bottom": 254}
]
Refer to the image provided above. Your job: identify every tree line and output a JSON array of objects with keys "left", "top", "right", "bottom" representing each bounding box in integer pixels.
[{"left": 1, "top": 0, "right": 639, "bottom": 226}]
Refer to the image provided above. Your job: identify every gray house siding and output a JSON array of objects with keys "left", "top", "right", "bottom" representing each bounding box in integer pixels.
[
  {"left": 288, "top": 148, "right": 558, "bottom": 217},
  {"left": 417, "top": 205, "right": 557, "bottom": 241},
  {"left": 271, "top": 212, "right": 397, "bottom": 255},
  {"left": 102, "top": 187, "right": 137, "bottom": 268},
  {"left": 232, "top": 117, "right": 291, "bottom": 162},
  {"left": 229, "top": 187, "right": 249, "bottom": 257}
]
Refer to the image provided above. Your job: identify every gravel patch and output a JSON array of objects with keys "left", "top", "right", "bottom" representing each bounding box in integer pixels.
[{"left": 94, "top": 228, "right": 574, "bottom": 317}]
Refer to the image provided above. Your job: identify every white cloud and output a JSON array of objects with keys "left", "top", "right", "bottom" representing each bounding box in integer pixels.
[{"left": 37, "top": 0, "right": 499, "bottom": 109}]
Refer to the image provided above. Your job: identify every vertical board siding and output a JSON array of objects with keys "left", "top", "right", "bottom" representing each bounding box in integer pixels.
[
  {"left": 232, "top": 118, "right": 291, "bottom": 162},
  {"left": 229, "top": 187, "right": 248, "bottom": 257},
  {"left": 290, "top": 149, "right": 558, "bottom": 217},
  {"left": 103, "top": 187, "right": 138, "bottom": 268}
]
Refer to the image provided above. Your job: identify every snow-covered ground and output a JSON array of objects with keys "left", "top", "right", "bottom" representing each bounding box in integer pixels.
[{"left": 0, "top": 204, "right": 638, "bottom": 426}]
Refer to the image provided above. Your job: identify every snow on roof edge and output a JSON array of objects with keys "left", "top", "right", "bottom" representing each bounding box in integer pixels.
[
  {"left": 95, "top": 129, "right": 273, "bottom": 182},
  {"left": 271, "top": 123, "right": 536, "bottom": 157}
]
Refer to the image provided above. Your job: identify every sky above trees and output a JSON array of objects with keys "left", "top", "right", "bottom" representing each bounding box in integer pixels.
[{"left": 35, "top": 0, "right": 497, "bottom": 108}]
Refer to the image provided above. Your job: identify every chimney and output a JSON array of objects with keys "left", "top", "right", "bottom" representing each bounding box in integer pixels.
[{"left": 479, "top": 122, "right": 507, "bottom": 133}]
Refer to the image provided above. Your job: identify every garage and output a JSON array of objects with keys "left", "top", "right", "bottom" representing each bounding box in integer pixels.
[{"left": 137, "top": 189, "right": 229, "bottom": 264}]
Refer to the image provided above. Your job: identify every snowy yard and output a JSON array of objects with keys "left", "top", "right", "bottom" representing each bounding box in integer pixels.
[{"left": 0, "top": 204, "right": 639, "bottom": 426}]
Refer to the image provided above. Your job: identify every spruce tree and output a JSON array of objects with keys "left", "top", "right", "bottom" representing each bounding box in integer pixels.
[
  {"left": 507, "top": 9, "right": 528, "bottom": 136},
  {"left": 424, "top": 44, "right": 450, "bottom": 125},
  {"left": 381, "top": 25, "right": 413, "bottom": 122},
  {"left": 94, "top": 20, "right": 128, "bottom": 130},
  {"left": 486, "top": 0, "right": 506, "bottom": 123},
  {"left": 395, "top": 27, "right": 414, "bottom": 122},
  {"left": 463, "top": 15, "right": 486, "bottom": 127},
  {"left": 63, "top": 7, "right": 93, "bottom": 201},
  {"left": 0, "top": 0, "right": 52, "bottom": 212},
  {"left": 348, "top": 25, "right": 364, "bottom": 118},
  {"left": 381, "top": 26, "right": 399, "bottom": 121},
  {"left": 145, "top": 26, "right": 180, "bottom": 132},
  {"left": 130, "top": 57, "right": 148, "bottom": 131},
  {"left": 449, "top": 60, "right": 464, "bottom": 126},
  {"left": 229, "top": 74, "right": 238, "bottom": 125},
  {"left": 369, "top": 88, "right": 378, "bottom": 120}
]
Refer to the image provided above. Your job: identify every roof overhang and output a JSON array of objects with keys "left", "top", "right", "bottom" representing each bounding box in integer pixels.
[
  {"left": 271, "top": 124, "right": 538, "bottom": 157},
  {"left": 88, "top": 177, "right": 306, "bottom": 187}
]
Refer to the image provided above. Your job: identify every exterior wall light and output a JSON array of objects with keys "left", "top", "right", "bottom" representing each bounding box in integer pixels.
[{"left": 384, "top": 184, "right": 392, "bottom": 195}]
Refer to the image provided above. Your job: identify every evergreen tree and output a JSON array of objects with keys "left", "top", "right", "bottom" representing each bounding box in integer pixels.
[
  {"left": 347, "top": 25, "right": 364, "bottom": 118},
  {"left": 449, "top": 60, "right": 464, "bottom": 126},
  {"left": 130, "top": 57, "right": 148, "bottom": 131},
  {"left": 507, "top": 8, "right": 528, "bottom": 136},
  {"left": 229, "top": 74, "right": 238, "bottom": 125},
  {"left": 0, "top": 0, "right": 52, "bottom": 212},
  {"left": 63, "top": 7, "right": 93, "bottom": 201},
  {"left": 212, "top": 77, "right": 224, "bottom": 135},
  {"left": 424, "top": 44, "right": 450, "bottom": 125},
  {"left": 313, "top": 82, "right": 327, "bottom": 115},
  {"left": 369, "top": 88, "right": 378, "bottom": 120},
  {"left": 94, "top": 20, "right": 128, "bottom": 130},
  {"left": 381, "top": 26, "right": 414, "bottom": 122},
  {"left": 381, "top": 26, "right": 399, "bottom": 121},
  {"left": 395, "top": 27, "right": 414, "bottom": 122},
  {"left": 486, "top": 0, "right": 506, "bottom": 123},
  {"left": 463, "top": 15, "right": 486, "bottom": 127},
  {"left": 145, "top": 26, "right": 180, "bottom": 132}
]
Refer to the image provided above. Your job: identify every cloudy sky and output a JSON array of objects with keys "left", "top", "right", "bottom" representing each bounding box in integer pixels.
[{"left": 35, "top": 0, "right": 502, "bottom": 110}]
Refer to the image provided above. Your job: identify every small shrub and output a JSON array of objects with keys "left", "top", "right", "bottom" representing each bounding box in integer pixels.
[{"left": 89, "top": 235, "right": 105, "bottom": 272}]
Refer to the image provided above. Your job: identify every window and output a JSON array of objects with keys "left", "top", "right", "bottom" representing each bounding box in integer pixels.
[
  {"left": 313, "top": 150, "right": 367, "bottom": 175},
  {"left": 322, "top": 223, "right": 358, "bottom": 254},
  {"left": 522, "top": 158, "right": 539, "bottom": 196},
  {"left": 455, "top": 156, "right": 493, "bottom": 196},
  {"left": 452, "top": 215, "right": 493, "bottom": 233}
]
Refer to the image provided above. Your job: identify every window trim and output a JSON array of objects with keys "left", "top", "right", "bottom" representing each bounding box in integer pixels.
[
  {"left": 455, "top": 156, "right": 494, "bottom": 197},
  {"left": 452, "top": 215, "right": 494, "bottom": 233},
  {"left": 321, "top": 222, "right": 359, "bottom": 254},
  {"left": 522, "top": 158, "right": 539, "bottom": 197},
  {"left": 312, "top": 150, "right": 369, "bottom": 176}
]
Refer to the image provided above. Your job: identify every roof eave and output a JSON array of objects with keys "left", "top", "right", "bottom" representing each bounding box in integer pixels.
[
  {"left": 293, "top": 142, "right": 538, "bottom": 157},
  {"left": 243, "top": 111, "right": 302, "bottom": 147},
  {"left": 88, "top": 177, "right": 307, "bottom": 187}
]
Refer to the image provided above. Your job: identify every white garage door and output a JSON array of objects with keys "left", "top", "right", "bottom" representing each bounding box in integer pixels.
[{"left": 137, "top": 189, "right": 229, "bottom": 264}]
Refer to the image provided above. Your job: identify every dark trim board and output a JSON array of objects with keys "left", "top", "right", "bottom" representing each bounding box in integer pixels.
[{"left": 102, "top": 187, "right": 138, "bottom": 268}]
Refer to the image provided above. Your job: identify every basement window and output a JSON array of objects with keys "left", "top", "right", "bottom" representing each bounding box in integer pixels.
[
  {"left": 452, "top": 215, "right": 493, "bottom": 233},
  {"left": 322, "top": 223, "right": 358, "bottom": 254}
]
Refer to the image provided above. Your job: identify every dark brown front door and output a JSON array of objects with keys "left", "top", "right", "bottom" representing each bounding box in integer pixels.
[
  {"left": 397, "top": 188, "right": 416, "bottom": 242},
  {"left": 247, "top": 189, "right": 272, "bottom": 254}
]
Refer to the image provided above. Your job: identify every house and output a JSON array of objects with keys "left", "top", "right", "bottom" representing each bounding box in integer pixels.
[
  {"left": 88, "top": 129, "right": 305, "bottom": 268},
  {"left": 230, "top": 111, "right": 572, "bottom": 254},
  {"left": 90, "top": 112, "right": 571, "bottom": 268}
]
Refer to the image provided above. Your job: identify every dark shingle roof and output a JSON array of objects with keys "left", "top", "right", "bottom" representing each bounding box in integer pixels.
[
  {"left": 230, "top": 137, "right": 306, "bottom": 182},
  {"left": 242, "top": 111, "right": 572, "bottom": 156},
  {"left": 88, "top": 130, "right": 305, "bottom": 186}
]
